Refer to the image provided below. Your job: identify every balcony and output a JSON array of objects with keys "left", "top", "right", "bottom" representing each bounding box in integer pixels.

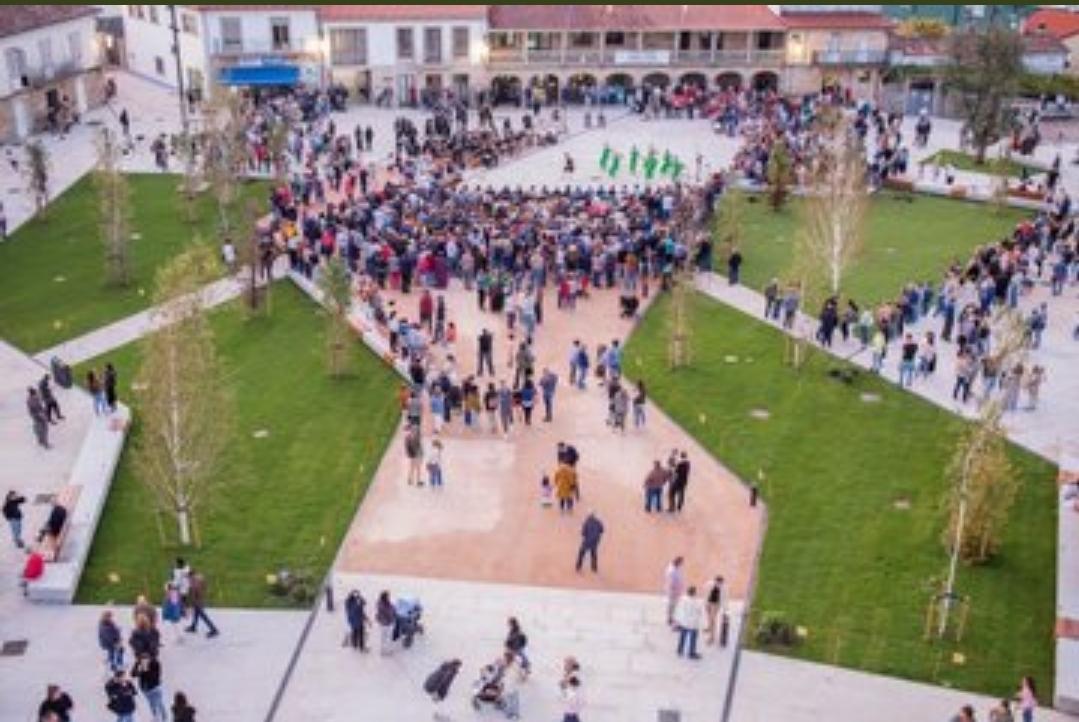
[
  {"left": 813, "top": 49, "right": 888, "bottom": 66},
  {"left": 487, "top": 47, "right": 786, "bottom": 69},
  {"left": 212, "top": 38, "right": 303, "bottom": 57}
]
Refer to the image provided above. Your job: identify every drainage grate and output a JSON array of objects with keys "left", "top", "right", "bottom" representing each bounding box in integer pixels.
[
  {"left": 658, "top": 711, "right": 681, "bottom": 722},
  {"left": 0, "top": 640, "right": 29, "bottom": 657}
]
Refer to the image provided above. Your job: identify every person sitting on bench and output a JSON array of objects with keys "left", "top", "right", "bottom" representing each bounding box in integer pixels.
[{"left": 39, "top": 501, "right": 68, "bottom": 544}]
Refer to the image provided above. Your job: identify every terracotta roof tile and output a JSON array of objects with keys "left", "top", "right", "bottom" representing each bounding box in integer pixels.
[
  {"left": 489, "top": 5, "right": 784, "bottom": 32},
  {"left": 1025, "top": 9, "right": 1079, "bottom": 41},
  {"left": 0, "top": 6, "right": 98, "bottom": 40},
  {"left": 780, "top": 12, "right": 894, "bottom": 31},
  {"left": 320, "top": 5, "right": 487, "bottom": 23}
]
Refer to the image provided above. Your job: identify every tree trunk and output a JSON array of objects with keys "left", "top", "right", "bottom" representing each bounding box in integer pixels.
[{"left": 178, "top": 507, "right": 192, "bottom": 546}]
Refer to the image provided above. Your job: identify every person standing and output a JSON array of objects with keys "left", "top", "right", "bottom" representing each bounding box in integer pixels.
[
  {"left": 632, "top": 379, "right": 647, "bottom": 428},
  {"left": 554, "top": 460, "right": 578, "bottom": 515},
  {"left": 185, "top": 568, "right": 219, "bottom": 638},
  {"left": 104, "top": 669, "right": 138, "bottom": 722},
  {"left": 172, "top": 692, "right": 197, "bottom": 722},
  {"left": 477, "top": 328, "right": 495, "bottom": 377},
  {"left": 404, "top": 423, "right": 424, "bottom": 485},
  {"left": 643, "top": 460, "right": 667, "bottom": 514},
  {"left": 674, "top": 586, "right": 705, "bottom": 659},
  {"left": 539, "top": 367, "right": 558, "bottom": 422},
  {"left": 664, "top": 557, "right": 686, "bottom": 628},
  {"left": 26, "top": 387, "right": 50, "bottom": 449},
  {"left": 38, "top": 684, "right": 75, "bottom": 722},
  {"left": 104, "top": 363, "right": 119, "bottom": 412},
  {"left": 1016, "top": 676, "right": 1037, "bottom": 722},
  {"left": 0, "top": 199, "right": 7, "bottom": 240},
  {"left": 426, "top": 438, "right": 444, "bottom": 488},
  {"left": 3, "top": 490, "right": 27, "bottom": 548},
  {"left": 98, "top": 610, "right": 125, "bottom": 672},
  {"left": 668, "top": 451, "right": 691, "bottom": 513},
  {"left": 161, "top": 582, "right": 184, "bottom": 644},
  {"left": 727, "top": 247, "right": 743, "bottom": 286},
  {"left": 704, "top": 575, "right": 725, "bottom": 645},
  {"left": 375, "top": 590, "right": 397, "bottom": 655},
  {"left": 39, "top": 374, "right": 64, "bottom": 423},
  {"left": 87, "top": 369, "right": 109, "bottom": 416},
  {"left": 560, "top": 674, "right": 585, "bottom": 722},
  {"left": 576, "top": 511, "right": 605, "bottom": 573},
  {"left": 344, "top": 590, "right": 370, "bottom": 651},
  {"left": 133, "top": 654, "right": 168, "bottom": 722}
]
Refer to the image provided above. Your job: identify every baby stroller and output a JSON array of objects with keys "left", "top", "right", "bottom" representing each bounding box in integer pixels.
[
  {"left": 471, "top": 660, "right": 520, "bottom": 719},
  {"left": 393, "top": 597, "right": 424, "bottom": 649}
]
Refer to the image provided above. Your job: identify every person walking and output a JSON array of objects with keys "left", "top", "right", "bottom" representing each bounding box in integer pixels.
[
  {"left": 632, "top": 379, "right": 647, "bottom": 428},
  {"left": 404, "top": 423, "right": 424, "bottom": 486},
  {"left": 424, "top": 658, "right": 463, "bottom": 722},
  {"left": 26, "top": 387, "right": 50, "bottom": 449},
  {"left": 184, "top": 568, "right": 219, "bottom": 638},
  {"left": 161, "top": 581, "right": 184, "bottom": 645},
  {"left": 576, "top": 510, "right": 605, "bottom": 573},
  {"left": 704, "top": 575, "right": 726, "bottom": 645},
  {"left": 664, "top": 557, "right": 686, "bottom": 628},
  {"left": 674, "top": 586, "right": 705, "bottom": 659},
  {"left": 539, "top": 367, "right": 558, "bottom": 422},
  {"left": 1016, "top": 676, "right": 1037, "bottom": 722},
  {"left": 643, "top": 460, "right": 667, "bottom": 513},
  {"left": 38, "top": 684, "right": 75, "bottom": 722},
  {"left": 345, "top": 590, "right": 370, "bottom": 651},
  {"left": 3, "top": 490, "right": 27, "bottom": 548},
  {"left": 104, "top": 362, "right": 119, "bottom": 412},
  {"left": 375, "top": 590, "right": 397, "bottom": 655},
  {"left": 39, "top": 374, "right": 64, "bottom": 423},
  {"left": 104, "top": 669, "right": 138, "bottom": 722},
  {"left": 504, "top": 616, "right": 532, "bottom": 679}
]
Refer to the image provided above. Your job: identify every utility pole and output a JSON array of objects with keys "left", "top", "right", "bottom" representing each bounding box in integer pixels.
[{"left": 168, "top": 4, "right": 189, "bottom": 138}]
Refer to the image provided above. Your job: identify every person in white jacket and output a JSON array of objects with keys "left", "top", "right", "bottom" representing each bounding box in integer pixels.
[{"left": 675, "top": 586, "right": 705, "bottom": 659}]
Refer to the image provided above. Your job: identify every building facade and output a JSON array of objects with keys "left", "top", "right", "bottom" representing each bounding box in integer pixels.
[
  {"left": 0, "top": 7, "right": 105, "bottom": 142},
  {"left": 114, "top": 4, "right": 208, "bottom": 96}
]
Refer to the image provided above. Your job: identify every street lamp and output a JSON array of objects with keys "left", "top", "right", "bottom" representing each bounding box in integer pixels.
[{"left": 167, "top": 5, "right": 189, "bottom": 138}]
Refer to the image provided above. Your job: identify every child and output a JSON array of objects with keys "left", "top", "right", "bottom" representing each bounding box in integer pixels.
[{"left": 540, "top": 475, "right": 554, "bottom": 508}]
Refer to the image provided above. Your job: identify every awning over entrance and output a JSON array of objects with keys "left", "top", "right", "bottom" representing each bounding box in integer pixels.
[{"left": 219, "top": 64, "right": 299, "bottom": 87}]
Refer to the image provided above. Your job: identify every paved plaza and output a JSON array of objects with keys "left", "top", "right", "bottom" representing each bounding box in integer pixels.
[{"left": 1, "top": 71, "right": 1078, "bottom": 722}]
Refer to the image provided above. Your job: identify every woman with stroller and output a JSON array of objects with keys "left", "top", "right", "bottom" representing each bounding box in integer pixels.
[
  {"left": 472, "top": 650, "right": 521, "bottom": 719},
  {"left": 375, "top": 591, "right": 396, "bottom": 655}
]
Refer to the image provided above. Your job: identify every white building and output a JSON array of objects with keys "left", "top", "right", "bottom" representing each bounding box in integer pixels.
[
  {"left": 0, "top": 6, "right": 104, "bottom": 142},
  {"left": 322, "top": 6, "right": 488, "bottom": 105},
  {"left": 113, "top": 4, "right": 208, "bottom": 97}
]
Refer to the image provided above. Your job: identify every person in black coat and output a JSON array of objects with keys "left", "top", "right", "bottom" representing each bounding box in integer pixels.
[
  {"left": 105, "top": 669, "right": 138, "bottom": 719},
  {"left": 345, "top": 590, "right": 370, "bottom": 651}
]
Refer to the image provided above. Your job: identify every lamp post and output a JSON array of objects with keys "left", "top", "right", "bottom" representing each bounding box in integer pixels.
[{"left": 167, "top": 5, "right": 189, "bottom": 138}]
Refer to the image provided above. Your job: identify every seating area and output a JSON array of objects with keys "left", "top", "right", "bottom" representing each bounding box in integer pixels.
[{"left": 25, "top": 406, "right": 130, "bottom": 604}]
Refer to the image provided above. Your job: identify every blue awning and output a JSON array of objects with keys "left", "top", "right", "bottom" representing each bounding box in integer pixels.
[{"left": 219, "top": 65, "right": 299, "bottom": 87}]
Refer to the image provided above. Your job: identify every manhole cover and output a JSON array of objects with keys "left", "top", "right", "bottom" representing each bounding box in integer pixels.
[
  {"left": 34, "top": 493, "right": 55, "bottom": 505},
  {"left": 0, "top": 640, "right": 28, "bottom": 657},
  {"left": 860, "top": 393, "right": 882, "bottom": 403},
  {"left": 749, "top": 409, "right": 771, "bottom": 420}
]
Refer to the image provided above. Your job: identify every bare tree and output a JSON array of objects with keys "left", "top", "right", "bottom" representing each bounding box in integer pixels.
[
  {"left": 668, "top": 187, "right": 700, "bottom": 369},
  {"left": 94, "top": 129, "right": 134, "bottom": 287},
  {"left": 25, "top": 140, "right": 50, "bottom": 220},
  {"left": 317, "top": 255, "right": 355, "bottom": 378},
  {"left": 133, "top": 242, "right": 232, "bottom": 546},
  {"left": 946, "top": 27, "right": 1024, "bottom": 164},
  {"left": 201, "top": 88, "right": 249, "bottom": 239},
  {"left": 713, "top": 186, "right": 747, "bottom": 268},
  {"left": 796, "top": 113, "right": 869, "bottom": 299},
  {"left": 765, "top": 137, "right": 793, "bottom": 212}
]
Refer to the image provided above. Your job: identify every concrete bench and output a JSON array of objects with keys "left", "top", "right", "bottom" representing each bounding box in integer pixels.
[{"left": 1055, "top": 460, "right": 1079, "bottom": 714}]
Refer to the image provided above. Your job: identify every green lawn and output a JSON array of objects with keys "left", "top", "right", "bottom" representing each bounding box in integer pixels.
[
  {"left": 75, "top": 283, "right": 400, "bottom": 608},
  {"left": 626, "top": 293, "right": 1057, "bottom": 697},
  {"left": 727, "top": 192, "right": 1026, "bottom": 309},
  {"left": 922, "top": 150, "right": 1043, "bottom": 178},
  {"left": 0, "top": 174, "right": 269, "bottom": 353}
]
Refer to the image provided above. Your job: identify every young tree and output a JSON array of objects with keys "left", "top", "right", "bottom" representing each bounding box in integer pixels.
[
  {"left": 317, "top": 255, "right": 355, "bottom": 378},
  {"left": 766, "top": 138, "right": 792, "bottom": 212},
  {"left": 796, "top": 113, "right": 868, "bottom": 299},
  {"left": 133, "top": 242, "right": 232, "bottom": 546},
  {"left": 94, "top": 128, "right": 134, "bottom": 287},
  {"left": 946, "top": 28, "right": 1025, "bottom": 164},
  {"left": 234, "top": 199, "right": 273, "bottom": 316},
  {"left": 25, "top": 139, "right": 50, "bottom": 220},
  {"left": 713, "top": 186, "right": 747, "bottom": 263},
  {"left": 668, "top": 187, "right": 701, "bottom": 369},
  {"left": 201, "top": 88, "right": 249, "bottom": 239}
]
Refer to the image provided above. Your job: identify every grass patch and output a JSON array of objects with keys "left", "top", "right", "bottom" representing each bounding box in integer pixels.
[
  {"left": 921, "top": 150, "right": 1043, "bottom": 178},
  {"left": 0, "top": 174, "right": 269, "bottom": 353},
  {"left": 626, "top": 293, "right": 1056, "bottom": 696},
  {"left": 74, "top": 283, "right": 400, "bottom": 608},
  {"left": 729, "top": 192, "right": 1026, "bottom": 308}
]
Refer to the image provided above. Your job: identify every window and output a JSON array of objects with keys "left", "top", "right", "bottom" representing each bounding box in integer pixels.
[
  {"left": 5, "top": 47, "right": 27, "bottom": 84},
  {"left": 569, "top": 32, "right": 595, "bottom": 48},
  {"left": 68, "top": 32, "right": 82, "bottom": 66},
  {"left": 526, "top": 32, "right": 555, "bottom": 51},
  {"left": 38, "top": 38, "right": 53, "bottom": 67},
  {"left": 452, "top": 26, "right": 469, "bottom": 59},
  {"left": 330, "top": 28, "right": 368, "bottom": 65},
  {"left": 129, "top": 5, "right": 145, "bottom": 20},
  {"left": 181, "top": 13, "right": 199, "bottom": 36},
  {"left": 397, "top": 27, "right": 414, "bottom": 61},
  {"left": 154, "top": 55, "right": 165, "bottom": 76},
  {"left": 148, "top": 5, "right": 159, "bottom": 24},
  {"left": 424, "top": 27, "right": 442, "bottom": 64},
  {"left": 604, "top": 32, "right": 625, "bottom": 46},
  {"left": 270, "top": 17, "right": 291, "bottom": 51},
  {"left": 220, "top": 17, "right": 242, "bottom": 52}
]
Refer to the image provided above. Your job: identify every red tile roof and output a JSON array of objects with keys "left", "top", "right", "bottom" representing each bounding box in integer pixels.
[
  {"left": 320, "top": 5, "right": 488, "bottom": 23},
  {"left": 0, "top": 6, "right": 98, "bottom": 40},
  {"left": 780, "top": 12, "right": 894, "bottom": 31},
  {"left": 489, "top": 5, "right": 784, "bottom": 32},
  {"left": 1025, "top": 9, "right": 1079, "bottom": 40}
]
